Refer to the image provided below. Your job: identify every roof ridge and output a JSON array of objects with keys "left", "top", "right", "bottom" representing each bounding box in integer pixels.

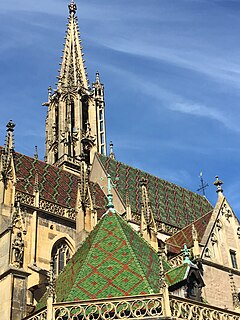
[{"left": 114, "top": 213, "right": 157, "bottom": 293}]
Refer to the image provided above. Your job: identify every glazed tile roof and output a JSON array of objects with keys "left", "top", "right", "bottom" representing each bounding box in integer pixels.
[
  {"left": 53, "top": 210, "right": 160, "bottom": 302},
  {"left": 13, "top": 152, "right": 79, "bottom": 208},
  {"left": 97, "top": 154, "right": 213, "bottom": 229},
  {"left": 89, "top": 182, "right": 108, "bottom": 219},
  {"left": 36, "top": 210, "right": 197, "bottom": 311},
  {"left": 166, "top": 210, "right": 213, "bottom": 254},
  {"left": 165, "top": 263, "right": 190, "bottom": 287}
]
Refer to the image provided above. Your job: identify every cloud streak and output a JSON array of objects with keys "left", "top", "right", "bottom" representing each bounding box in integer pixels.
[{"left": 107, "top": 65, "right": 240, "bottom": 133}]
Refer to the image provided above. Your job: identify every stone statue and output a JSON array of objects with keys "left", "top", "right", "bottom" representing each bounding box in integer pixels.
[{"left": 12, "top": 232, "right": 24, "bottom": 268}]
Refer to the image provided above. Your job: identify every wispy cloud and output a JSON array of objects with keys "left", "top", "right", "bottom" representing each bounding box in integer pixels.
[
  {"left": 106, "top": 64, "right": 240, "bottom": 133},
  {"left": 169, "top": 102, "right": 239, "bottom": 132}
]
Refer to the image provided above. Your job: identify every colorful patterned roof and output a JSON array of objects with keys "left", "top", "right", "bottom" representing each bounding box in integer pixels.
[
  {"left": 13, "top": 152, "right": 79, "bottom": 208},
  {"left": 89, "top": 182, "right": 108, "bottom": 219},
  {"left": 97, "top": 154, "right": 213, "bottom": 229},
  {"left": 49, "top": 210, "right": 160, "bottom": 303},
  {"left": 166, "top": 210, "right": 213, "bottom": 254},
  {"left": 165, "top": 263, "right": 190, "bottom": 287},
  {"left": 36, "top": 209, "right": 201, "bottom": 311}
]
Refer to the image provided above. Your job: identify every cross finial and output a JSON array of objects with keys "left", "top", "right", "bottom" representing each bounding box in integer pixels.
[
  {"left": 197, "top": 171, "right": 208, "bottom": 196},
  {"left": 68, "top": 1, "right": 77, "bottom": 16},
  {"left": 214, "top": 176, "right": 223, "bottom": 194}
]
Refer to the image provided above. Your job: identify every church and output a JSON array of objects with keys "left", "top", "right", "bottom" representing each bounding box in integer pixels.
[{"left": 0, "top": 2, "right": 240, "bottom": 320}]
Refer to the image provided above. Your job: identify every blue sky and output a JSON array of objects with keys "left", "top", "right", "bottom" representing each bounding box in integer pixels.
[{"left": 0, "top": 0, "right": 240, "bottom": 216}]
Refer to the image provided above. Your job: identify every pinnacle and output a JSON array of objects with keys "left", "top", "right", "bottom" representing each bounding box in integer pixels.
[
  {"left": 68, "top": 1, "right": 77, "bottom": 16},
  {"left": 6, "top": 120, "right": 15, "bottom": 132}
]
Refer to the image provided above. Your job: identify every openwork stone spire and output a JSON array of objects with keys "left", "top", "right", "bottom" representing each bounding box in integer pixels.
[
  {"left": 58, "top": 1, "right": 88, "bottom": 89},
  {"left": 44, "top": 2, "right": 107, "bottom": 170}
]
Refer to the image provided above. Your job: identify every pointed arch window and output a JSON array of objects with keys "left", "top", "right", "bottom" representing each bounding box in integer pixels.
[{"left": 51, "top": 239, "right": 72, "bottom": 276}]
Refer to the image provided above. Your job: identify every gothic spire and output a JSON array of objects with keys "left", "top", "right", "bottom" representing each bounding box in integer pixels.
[
  {"left": 44, "top": 2, "right": 107, "bottom": 170},
  {"left": 58, "top": 1, "right": 88, "bottom": 89}
]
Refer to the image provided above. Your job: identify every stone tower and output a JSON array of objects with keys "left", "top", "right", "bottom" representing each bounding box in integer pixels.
[{"left": 44, "top": 1, "right": 107, "bottom": 172}]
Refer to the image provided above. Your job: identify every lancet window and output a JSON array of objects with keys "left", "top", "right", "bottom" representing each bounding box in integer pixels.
[{"left": 51, "top": 239, "right": 72, "bottom": 276}]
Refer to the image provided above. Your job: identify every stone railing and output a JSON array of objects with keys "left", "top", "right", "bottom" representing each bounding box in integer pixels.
[
  {"left": 16, "top": 191, "right": 76, "bottom": 220},
  {"left": 53, "top": 294, "right": 164, "bottom": 320},
  {"left": 23, "top": 294, "right": 164, "bottom": 320},
  {"left": 170, "top": 295, "right": 240, "bottom": 320},
  {"left": 23, "top": 294, "right": 240, "bottom": 320},
  {"left": 24, "top": 308, "right": 47, "bottom": 320},
  {"left": 168, "top": 252, "right": 184, "bottom": 267}
]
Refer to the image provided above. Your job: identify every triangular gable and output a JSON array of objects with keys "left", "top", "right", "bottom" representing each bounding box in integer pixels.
[{"left": 201, "top": 195, "right": 240, "bottom": 262}]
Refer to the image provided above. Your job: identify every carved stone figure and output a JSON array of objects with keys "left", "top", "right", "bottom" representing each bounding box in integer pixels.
[{"left": 12, "top": 232, "right": 24, "bottom": 268}]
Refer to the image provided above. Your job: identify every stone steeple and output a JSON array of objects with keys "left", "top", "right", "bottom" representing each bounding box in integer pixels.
[{"left": 44, "top": 1, "right": 107, "bottom": 172}]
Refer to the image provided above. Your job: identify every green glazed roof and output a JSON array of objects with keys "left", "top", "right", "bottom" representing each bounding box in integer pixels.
[
  {"left": 165, "top": 263, "right": 190, "bottom": 287},
  {"left": 97, "top": 154, "right": 213, "bottom": 229},
  {"left": 37, "top": 210, "right": 194, "bottom": 311},
  {"left": 54, "top": 210, "right": 160, "bottom": 302}
]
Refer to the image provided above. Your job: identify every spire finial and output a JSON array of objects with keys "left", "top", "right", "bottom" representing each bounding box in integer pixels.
[
  {"left": 183, "top": 244, "right": 191, "bottom": 264},
  {"left": 6, "top": 120, "right": 15, "bottom": 133},
  {"left": 34, "top": 146, "right": 38, "bottom": 160},
  {"left": 5, "top": 120, "right": 15, "bottom": 152},
  {"left": 68, "top": 1, "right": 77, "bottom": 16},
  {"left": 214, "top": 176, "right": 223, "bottom": 194},
  {"left": 107, "top": 174, "right": 115, "bottom": 210},
  {"left": 109, "top": 141, "right": 115, "bottom": 160},
  {"left": 96, "top": 71, "right": 100, "bottom": 83}
]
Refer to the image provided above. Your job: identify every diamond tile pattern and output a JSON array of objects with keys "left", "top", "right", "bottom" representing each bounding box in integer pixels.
[
  {"left": 98, "top": 154, "right": 213, "bottom": 229},
  {"left": 9, "top": 151, "right": 107, "bottom": 214},
  {"left": 165, "top": 263, "right": 189, "bottom": 287},
  {"left": 54, "top": 211, "right": 160, "bottom": 302},
  {"left": 166, "top": 210, "right": 213, "bottom": 254},
  {"left": 13, "top": 152, "right": 78, "bottom": 208}
]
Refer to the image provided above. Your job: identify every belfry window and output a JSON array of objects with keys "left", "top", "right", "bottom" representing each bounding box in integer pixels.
[{"left": 51, "top": 240, "right": 71, "bottom": 276}]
